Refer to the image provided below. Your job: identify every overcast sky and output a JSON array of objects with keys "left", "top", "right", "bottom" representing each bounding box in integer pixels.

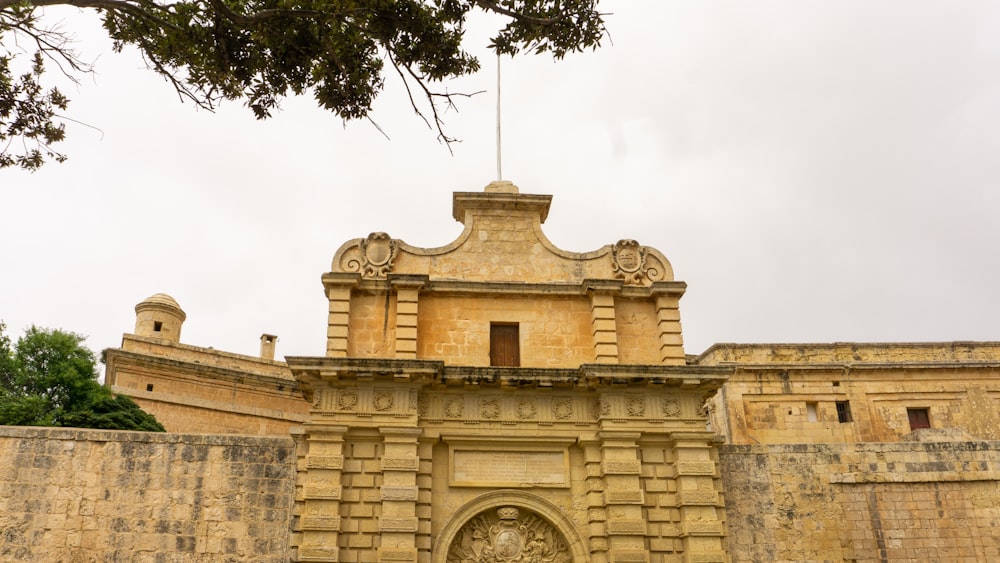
[{"left": 3, "top": 1, "right": 999, "bottom": 369}]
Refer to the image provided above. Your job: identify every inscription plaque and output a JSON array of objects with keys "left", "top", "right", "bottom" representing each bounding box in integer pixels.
[{"left": 452, "top": 450, "right": 568, "bottom": 487}]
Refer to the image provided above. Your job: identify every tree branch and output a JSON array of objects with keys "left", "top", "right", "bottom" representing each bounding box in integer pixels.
[{"left": 473, "top": 0, "right": 564, "bottom": 25}]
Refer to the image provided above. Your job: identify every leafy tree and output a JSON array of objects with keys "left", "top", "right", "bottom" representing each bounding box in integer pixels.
[
  {"left": 0, "top": 323, "right": 165, "bottom": 431},
  {"left": 1, "top": 0, "right": 607, "bottom": 170}
]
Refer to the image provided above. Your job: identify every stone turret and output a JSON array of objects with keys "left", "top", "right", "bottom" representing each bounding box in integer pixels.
[{"left": 134, "top": 293, "right": 186, "bottom": 343}]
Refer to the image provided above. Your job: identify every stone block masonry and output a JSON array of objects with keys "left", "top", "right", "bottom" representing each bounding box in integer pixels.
[
  {"left": 720, "top": 441, "right": 1000, "bottom": 562},
  {"left": 0, "top": 426, "right": 297, "bottom": 562}
]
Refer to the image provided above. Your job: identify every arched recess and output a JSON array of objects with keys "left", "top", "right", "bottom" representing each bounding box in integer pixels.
[{"left": 432, "top": 490, "right": 589, "bottom": 563}]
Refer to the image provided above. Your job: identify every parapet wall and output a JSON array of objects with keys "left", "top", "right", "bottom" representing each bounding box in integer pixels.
[
  {"left": 0, "top": 426, "right": 296, "bottom": 562},
  {"left": 720, "top": 441, "right": 1000, "bottom": 562}
]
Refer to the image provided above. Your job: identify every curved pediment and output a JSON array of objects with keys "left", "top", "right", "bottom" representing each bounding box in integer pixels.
[{"left": 330, "top": 182, "right": 674, "bottom": 286}]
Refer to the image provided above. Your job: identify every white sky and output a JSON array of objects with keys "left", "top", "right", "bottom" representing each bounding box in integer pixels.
[{"left": 3, "top": 1, "right": 999, "bottom": 369}]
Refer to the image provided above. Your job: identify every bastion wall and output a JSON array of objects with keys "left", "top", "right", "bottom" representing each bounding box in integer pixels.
[
  {"left": 720, "top": 440, "right": 1000, "bottom": 562},
  {"left": 5, "top": 426, "right": 1000, "bottom": 562},
  {"left": 0, "top": 426, "right": 296, "bottom": 562}
]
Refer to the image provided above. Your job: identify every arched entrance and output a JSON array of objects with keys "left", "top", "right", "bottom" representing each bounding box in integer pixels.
[{"left": 433, "top": 491, "right": 588, "bottom": 563}]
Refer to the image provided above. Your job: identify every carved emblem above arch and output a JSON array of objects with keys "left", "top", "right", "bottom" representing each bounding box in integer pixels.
[
  {"left": 436, "top": 491, "right": 586, "bottom": 563},
  {"left": 447, "top": 506, "right": 570, "bottom": 563}
]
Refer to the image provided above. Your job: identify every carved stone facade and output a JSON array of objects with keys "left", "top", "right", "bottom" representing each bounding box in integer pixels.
[
  {"left": 41, "top": 179, "right": 1000, "bottom": 563},
  {"left": 287, "top": 181, "right": 729, "bottom": 563}
]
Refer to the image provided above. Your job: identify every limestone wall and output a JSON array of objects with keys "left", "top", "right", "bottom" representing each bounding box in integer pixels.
[
  {"left": 720, "top": 441, "right": 1000, "bottom": 562},
  {"left": 416, "top": 294, "right": 596, "bottom": 367},
  {"left": 106, "top": 334, "right": 310, "bottom": 435},
  {"left": 706, "top": 363, "right": 1000, "bottom": 444},
  {"left": 0, "top": 426, "right": 296, "bottom": 562}
]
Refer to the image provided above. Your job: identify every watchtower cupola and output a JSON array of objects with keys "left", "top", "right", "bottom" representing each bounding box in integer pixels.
[{"left": 134, "top": 293, "right": 186, "bottom": 343}]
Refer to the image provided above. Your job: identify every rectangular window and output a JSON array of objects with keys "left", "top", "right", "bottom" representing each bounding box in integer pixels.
[
  {"left": 836, "top": 400, "right": 853, "bottom": 423},
  {"left": 806, "top": 402, "right": 818, "bottom": 423},
  {"left": 908, "top": 408, "right": 931, "bottom": 431},
  {"left": 153, "top": 321, "right": 163, "bottom": 332},
  {"left": 490, "top": 323, "right": 520, "bottom": 367}
]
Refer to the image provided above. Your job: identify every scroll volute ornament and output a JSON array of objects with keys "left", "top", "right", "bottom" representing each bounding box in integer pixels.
[
  {"left": 357, "top": 232, "right": 398, "bottom": 278},
  {"left": 447, "top": 507, "right": 571, "bottom": 563}
]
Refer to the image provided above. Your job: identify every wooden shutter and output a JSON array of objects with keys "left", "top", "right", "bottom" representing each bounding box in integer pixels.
[
  {"left": 490, "top": 324, "right": 520, "bottom": 367},
  {"left": 908, "top": 408, "right": 930, "bottom": 430}
]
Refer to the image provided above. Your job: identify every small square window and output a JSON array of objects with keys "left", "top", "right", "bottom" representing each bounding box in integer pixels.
[
  {"left": 146, "top": 383, "right": 154, "bottom": 392},
  {"left": 908, "top": 408, "right": 931, "bottom": 431},
  {"left": 153, "top": 321, "right": 163, "bottom": 332},
  {"left": 836, "top": 401, "right": 853, "bottom": 423}
]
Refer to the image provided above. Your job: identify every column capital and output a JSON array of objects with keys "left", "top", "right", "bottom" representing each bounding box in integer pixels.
[
  {"left": 322, "top": 272, "right": 361, "bottom": 291},
  {"left": 380, "top": 427, "right": 424, "bottom": 440},
  {"left": 584, "top": 279, "right": 624, "bottom": 295},
  {"left": 648, "top": 280, "right": 687, "bottom": 297},
  {"left": 388, "top": 274, "right": 429, "bottom": 290}
]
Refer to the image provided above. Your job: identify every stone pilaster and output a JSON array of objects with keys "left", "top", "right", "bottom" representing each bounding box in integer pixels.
[
  {"left": 323, "top": 274, "right": 358, "bottom": 358},
  {"left": 581, "top": 438, "right": 609, "bottom": 563},
  {"left": 588, "top": 284, "right": 621, "bottom": 364},
  {"left": 298, "top": 425, "right": 348, "bottom": 562},
  {"left": 672, "top": 432, "right": 726, "bottom": 563},
  {"left": 377, "top": 428, "right": 423, "bottom": 563},
  {"left": 415, "top": 437, "right": 434, "bottom": 563},
  {"left": 650, "top": 283, "right": 685, "bottom": 365},
  {"left": 390, "top": 277, "right": 425, "bottom": 360},
  {"left": 599, "top": 431, "right": 648, "bottom": 563}
]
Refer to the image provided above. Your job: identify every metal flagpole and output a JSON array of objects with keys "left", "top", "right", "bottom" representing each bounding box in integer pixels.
[{"left": 496, "top": 53, "right": 502, "bottom": 181}]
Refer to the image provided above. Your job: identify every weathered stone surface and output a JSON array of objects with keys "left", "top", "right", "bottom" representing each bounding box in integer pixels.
[
  {"left": 0, "top": 426, "right": 296, "bottom": 562},
  {"left": 720, "top": 441, "right": 1000, "bottom": 562}
]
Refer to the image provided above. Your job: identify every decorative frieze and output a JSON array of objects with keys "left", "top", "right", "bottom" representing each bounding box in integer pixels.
[
  {"left": 602, "top": 460, "right": 641, "bottom": 475},
  {"left": 303, "top": 484, "right": 342, "bottom": 500},
  {"left": 610, "top": 550, "right": 650, "bottom": 563},
  {"left": 661, "top": 398, "right": 682, "bottom": 418},
  {"left": 298, "top": 546, "right": 341, "bottom": 562},
  {"left": 380, "top": 486, "right": 419, "bottom": 502},
  {"left": 299, "top": 516, "right": 342, "bottom": 531},
  {"left": 606, "top": 520, "right": 647, "bottom": 535},
  {"left": 677, "top": 490, "right": 719, "bottom": 506},
  {"left": 378, "top": 547, "right": 418, "bottom": 562},
  {"left": 382, "top": 456, "right": 420, "bottom": 472},
  {"left": 681, "top": 520, "right": 724, "bottom": 536},
  {"left": 306, "top": 455, "right": 344, "bottom": 470},
  {"left": 379, "top": 517, "right": 419, "bottom": 533},
  {"left": 604, "top": 490, "right": 644, "bottom": 504},
  {"left": 676, "top": 461, "right": 716, "bottom": 476}
]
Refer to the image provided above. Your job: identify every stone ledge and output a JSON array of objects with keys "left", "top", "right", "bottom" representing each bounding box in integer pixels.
[{"left": 0, "top": 426, "right": 295, "bottom": 448}]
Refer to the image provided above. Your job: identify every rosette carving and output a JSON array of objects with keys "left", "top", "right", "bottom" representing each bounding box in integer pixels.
[
  {"left": 662, "top": 398, "right": 682, "bottom": 418},
  {"left": 552, "top": 399, "right": 572, "bottom": 420},
  {"left": 481, "top": 398, "right": 501, "bottom": 419},
  {"left": 374, "top": 390, "right": 394, "bottom": 411},
  {"left": 625, "top": 396, "right": 645, "bottom": 417}
]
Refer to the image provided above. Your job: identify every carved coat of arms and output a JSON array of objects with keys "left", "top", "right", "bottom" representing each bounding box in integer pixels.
[
  {"left": 447, "top": 507, "right": 570, "bottom": 563},
  {"left": 611, "top": 239, "right": 648, "bottom": 285},
  {"left": 358, "top": 232, "right": 398, "bottom": 278}
]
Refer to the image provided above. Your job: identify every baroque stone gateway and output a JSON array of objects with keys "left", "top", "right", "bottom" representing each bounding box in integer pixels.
[{"left": 3, "top": 181, "right": 1000, "bottom": 562}]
